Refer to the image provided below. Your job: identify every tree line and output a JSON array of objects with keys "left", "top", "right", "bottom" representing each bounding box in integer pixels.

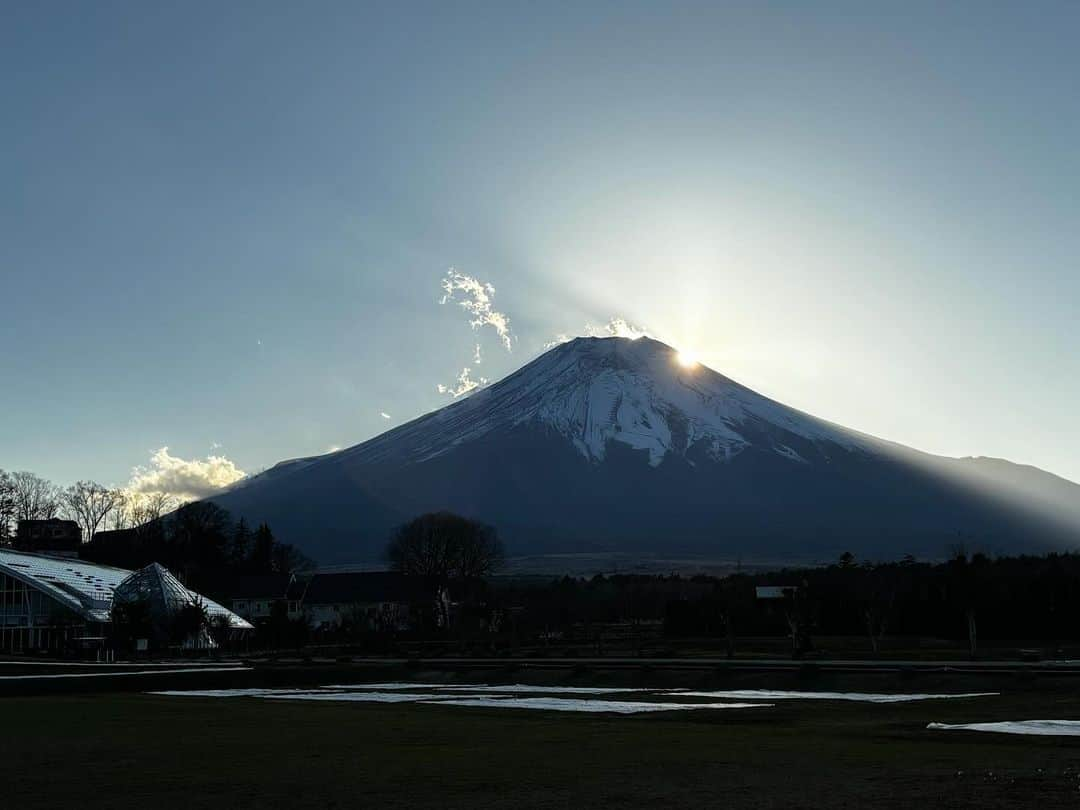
[
  {"left": 81, "top": 501, "right": 313, "bottom": 594},
  {"left": 491, "top": 549, "right": 1080, "bottom": 657},
  {"left": 0, "top": 468, "right": 177, "bottom": 543}
]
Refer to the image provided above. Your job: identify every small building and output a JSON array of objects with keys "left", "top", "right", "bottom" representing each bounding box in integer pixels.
[
  {"left": 755, "top": 585, "right": 798, "bottom": 600},
  {"left": 14, "top": 519, "right": 82, "bottom": 556},
  {"left": 226, "top": 574, "right": 304, "bottom": 623},
  {"left": 301, "top": 572, "right": 430, "bottom": 632},
  {"left": 0, "top": 548, "right": 252, "bottom": 653}
]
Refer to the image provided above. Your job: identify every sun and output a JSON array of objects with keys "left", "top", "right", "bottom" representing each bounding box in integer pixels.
[{"left": 676, "top": 350, "right": 699, "bottom": 368}]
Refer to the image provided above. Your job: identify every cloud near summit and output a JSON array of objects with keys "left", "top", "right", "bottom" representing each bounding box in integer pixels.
[
  {"left": 127, "top": 446, "right": 247, "bottom": 501},
  {"left": 440, "top": 269, "right": 514, "bottom": 351},
  {"left": 437, "top": 367, "right": 488, "bottom": 398},
  {"left": 586, "top": 317, "right": 651, "bottom": 341}
]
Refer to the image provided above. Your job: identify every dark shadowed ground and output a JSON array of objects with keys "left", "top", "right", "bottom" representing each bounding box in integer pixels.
[{"left": 2, "top": 665, "right": 1080, "bottom": 809}]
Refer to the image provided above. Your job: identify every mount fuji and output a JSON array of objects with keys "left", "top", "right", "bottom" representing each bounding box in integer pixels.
[{"left": 209, "top": 337, "right": 1080, "bottom": 565}]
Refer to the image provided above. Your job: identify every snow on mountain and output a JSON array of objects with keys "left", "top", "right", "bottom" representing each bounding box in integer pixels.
[{"left": 338, "top": 337, "right": 862, "bottom": 469}]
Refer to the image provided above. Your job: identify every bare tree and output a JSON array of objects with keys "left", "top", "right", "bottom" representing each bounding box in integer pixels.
[
  {"left": 385, "top": 513, "right": 502, "bottom": 632},
  {"left": 783, "top": 580, "right": 815, "bottom": 659},
  {"left": 718, "top": 576, "right": 752, "bottom": 659},
  {"left": 62, "top": 481, "right": 122, "bottom": 543},
  {"left": 386, "top": 512, "right": 503, "bottom": 581},
  {"left": 107, "top": 490, "right": 134, "bottom": 531},
  {"left": 456, "top": 522, "right": 504, "bottom": 579},
  {"left": 862, "top": 586, "right": 895, "bottom": 656},
  {"left": 10, "top": 471, "right": 61, "bottom": 523},
  {"left": 0, "top": 470, "right": 16, "bottom": 541},
  {"left": 948, "top": 547, "right": 987, "bottom": 660},
  {"left": 106, "top": 490, "right": 178, "bottom": 532},
  {"left": 132, "top": 491, "right": 177, "bottom": 526}
]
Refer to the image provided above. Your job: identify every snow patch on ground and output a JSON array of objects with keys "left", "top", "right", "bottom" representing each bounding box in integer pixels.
[
  {"left": 3, "top": 666, "right": 252, "bottom": 681},
  {"left": 440, "top": 684, "right": 654, "bottom": 694},
  {"left": 928, "top": 720, "right": 1080, "bottom": 736},
  {"left": 148, "top": 684, "right": 768, "bottom": 713},
  {"left": 425, "top": 697, "right": 772, "bottom": 714},
  {"left": 676, "top": 690, "right": 999, "bottom": 703},
  {"left": 152, "top": 687, "right": 319, "bottom": 698},
  {"left": 324, "top": 682, "right": 655, "bottom": 694},
  {"left": 323, "top": 682, "right": 458, "bottom": 691},
  {"left": 264, "top": 691, "right": 450, "bottom": 704},
  {"left": 152, "top": 682, "right": 997, "bottom": 715}
]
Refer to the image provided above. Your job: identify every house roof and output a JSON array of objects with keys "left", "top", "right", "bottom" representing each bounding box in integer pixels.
[
  {"left": 223, "top": 574, "right": 295, "bottom": 600},
  {"left": 16, "top": 518, "right": 80, "bottom": 529},
  {"left": 301, "top": 572, "right": 430, "bottom": 605},
  {"left": 755, "top": 585, "right": 797, "bottom": 599}
]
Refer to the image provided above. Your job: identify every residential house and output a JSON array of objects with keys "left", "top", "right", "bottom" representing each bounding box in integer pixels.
[
  {"left": 226, "top": 574, "right": 304, "bottom": 623},
  {"left": 15, "top": 519, "right": 82, "bottom": 556},
  {"left": 301, "top": 572, "right": 431, "bottom": 632}
]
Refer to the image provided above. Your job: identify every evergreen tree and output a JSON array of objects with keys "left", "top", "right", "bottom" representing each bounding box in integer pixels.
[
  {"left": 249, "top": 523, "right": 276, "bottom": 574},
  {"left": 230, "top": 518, "right": 251, "bottom": 568}
]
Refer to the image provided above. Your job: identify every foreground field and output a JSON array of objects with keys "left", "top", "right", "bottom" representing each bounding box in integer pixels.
[{"left": 3, "top": 670, "right": 1080, "bottom": 809}]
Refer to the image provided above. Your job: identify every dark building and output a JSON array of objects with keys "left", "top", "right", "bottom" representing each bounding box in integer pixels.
[
  {"left": 225, "top": 574, "right": 305, "bottom": 623},
  {"left": 15, "top": 519, "right": 82, "bottom": 556},
  {"left": 302, "top": 572, "right": 432, "bottom": 632}
]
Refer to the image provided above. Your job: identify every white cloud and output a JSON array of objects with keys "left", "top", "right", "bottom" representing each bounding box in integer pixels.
[
  {"left": 585, "top": 317, "right": 651, "bottom": 340},
  {"left": 437, "top": 367, "right": 488, "bottom": 398},
  {"left": 543, "top": 333, "right": 573, "bottom": 349},
  {"left": 542, "top": 319, "right": 650, "bottom": 351},
  {"left": 473, "top": 343, "right": 482, "bottom": 364},
  {"left": 380, "top": 412, "right": 392, "bottom": 419},
  {"left": 440, "top": 269, "right": 514, "bottom": 351},
  {"left": 127, "top": 447, "right": 247, "bottom": 502}
]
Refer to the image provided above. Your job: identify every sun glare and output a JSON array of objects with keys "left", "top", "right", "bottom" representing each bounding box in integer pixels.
[{"left": 676, "top": 350, "right": 699, "bottom": 368}]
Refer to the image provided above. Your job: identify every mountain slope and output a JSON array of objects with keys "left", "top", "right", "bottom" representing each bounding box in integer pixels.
[{"left": 210, "top": 337, "right": 1080, "bottom": 564}]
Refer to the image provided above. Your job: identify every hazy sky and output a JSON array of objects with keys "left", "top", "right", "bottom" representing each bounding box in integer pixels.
[{"left": 3, "top": 1, "right": 1078, "bottom": 493}]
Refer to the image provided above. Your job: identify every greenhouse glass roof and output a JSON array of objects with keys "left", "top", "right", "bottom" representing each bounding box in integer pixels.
[
  {"left": 113, "top": 563, "right": 252, "bottom": 629},
  {"left": 0, "top": 549, "right": 252, "bottom": 629}
]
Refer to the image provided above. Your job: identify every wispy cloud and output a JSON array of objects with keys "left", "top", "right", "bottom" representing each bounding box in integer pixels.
[
  {"left": 437, "top": 367, "right": 489, "bottom": 398},
  {"left": 127, "top": 446, "right": 247, "bottom": 502},
  {"left": 543, "top": 319, "right": 651, "bottom": 350},
  {"left": 473, "top": 343, "right": 482, "bottom": 364},
  {"left": 440, "top": 269, "right": 514, "bottom": 351},
  {"left": 543, "top": 333, "right": 573, "bottom": 349},
  {"left": 379, "top": 411, "right": 392, "bottom": 419},
  {"left": 585, "top": 317, "right": 651, "bottom": 340}
]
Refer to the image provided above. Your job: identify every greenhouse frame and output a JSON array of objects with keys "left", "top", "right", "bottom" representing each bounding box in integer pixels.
[{"left": 0, "top": 548, "right": 252, "bottom": 653}]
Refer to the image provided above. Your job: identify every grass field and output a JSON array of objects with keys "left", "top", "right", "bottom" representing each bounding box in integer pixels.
[{"left": 3, "top": 666, "right": 1080, "bottom": 809}]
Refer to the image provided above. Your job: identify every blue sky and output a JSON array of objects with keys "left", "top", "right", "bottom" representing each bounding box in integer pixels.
[{"left": 3, "top": 1, "right": 1078, "bottom": 491}]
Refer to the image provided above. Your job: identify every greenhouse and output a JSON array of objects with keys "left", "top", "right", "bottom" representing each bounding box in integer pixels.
[
  {"left": 0, "top": 548, "right": 251, "bottom": 653},
  {"left": 112, "top": 562, "right": 251, "bottom": 649}
]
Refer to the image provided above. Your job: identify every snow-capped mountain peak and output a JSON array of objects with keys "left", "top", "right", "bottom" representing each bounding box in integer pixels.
[
  {"left": 342, "top": 336, "right": 861, "bottom": 469},
  {"left": 211, "top": 335, "right": 1080, "bottom": 565}
]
